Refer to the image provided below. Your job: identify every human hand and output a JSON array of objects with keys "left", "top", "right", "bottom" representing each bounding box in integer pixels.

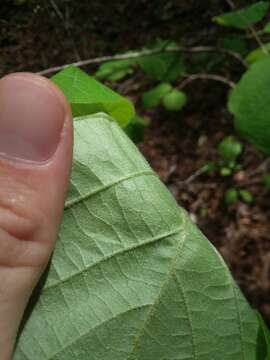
[{"left": 0, "top": 73, "right": 73, "bottom": 359}]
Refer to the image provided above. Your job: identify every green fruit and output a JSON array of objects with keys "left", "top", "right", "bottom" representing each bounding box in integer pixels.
[
  {"left": 142, "top": 83, "right": 172, "bottom": 108},
  {"left": 162, "top": 90, "right": 187, "bottom": 111},
  {"left": 218, "top": 136, "right": 243, "bottom": 162}
]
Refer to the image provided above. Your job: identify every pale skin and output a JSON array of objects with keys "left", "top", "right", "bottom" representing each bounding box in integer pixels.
[{"left": 0, "top": 73, "right": 74, "bottom": 359}]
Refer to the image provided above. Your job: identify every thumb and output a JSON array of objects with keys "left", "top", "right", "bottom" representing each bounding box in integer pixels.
[{"left": 0, "top": 73, "right": 73, "bottom": 358}]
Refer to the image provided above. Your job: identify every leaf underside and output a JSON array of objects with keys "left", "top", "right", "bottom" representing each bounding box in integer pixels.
[{"left": 15, "top": 114, "right": 263, "bottom": 360}]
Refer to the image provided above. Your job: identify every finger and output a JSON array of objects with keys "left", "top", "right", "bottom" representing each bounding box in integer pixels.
[{"left": 0, "top": 72, "right": 73, "bottom": 359}]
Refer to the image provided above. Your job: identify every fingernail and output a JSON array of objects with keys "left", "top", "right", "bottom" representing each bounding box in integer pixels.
[{"left": 0, "top": 73, "right": 66, "bottom": 163}]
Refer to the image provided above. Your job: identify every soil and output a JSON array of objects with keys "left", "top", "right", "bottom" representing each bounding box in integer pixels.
[{"left": 1, "top": 0, "right": 269, "bottom": 325}]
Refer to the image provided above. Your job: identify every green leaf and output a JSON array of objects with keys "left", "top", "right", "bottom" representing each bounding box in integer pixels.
[
  {"left": 213, "top": 1, "right": 269, "bottom": 29},
  {"left": 142, "top": 83, "right": 172, "bottom": 108},
  {"left": 52, "top": 65, "right": 135, "bottom": 127},
  {"left": 162, "top": 89, "right": 187, "bottom": 111},
  {"left": 124, "top": 115, "right": 147, "bottom": 143},
  {"left": 263, "top": 20, "right": 270, "bottom": 33},
  {"left": 15, "top": 113, "right": 263, "bottom": 359},
  {"left": 245, "top": 42, "right": 270, "bottom": 64},
  {"left": 263, "top": 174, "right": 270, "bottom": 189},
  {"left": 223, "top": 36, "right": 248, "bottom": 56},
  {"left": 138, "top": 40, "right": 185, "bottom": 82},
  {"left": 239, "top": 190, "right": 254, "bottom": 204},
  {"left": 218, "top": 136, "right": 243, "bottom": 162},
  {"left": 256, "top": 311, "right": 270, "bottom": 359},
  {"left": 220, "top": 167, "right": 233, "bottom": 177},
  {"left": 228, "top": 55, "right": 270, "bottom": 154},
  {"left": 225, "top": 188, "right": 239, "bottom": 205},
  {"left": 95, "top": 59, "right": 135, "bottom": 81},
  {"left": 202, "top": 161, "right": 216, "bottom": 174}
]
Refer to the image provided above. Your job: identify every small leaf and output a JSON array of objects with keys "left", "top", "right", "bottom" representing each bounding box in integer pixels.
[
  {"left": 263, "top": 20, "right": 270, "bottom": 33},
  {"left": 142, "top": 83, "right": 172, "bottom": 108},
  {"left": 124, "top": 115, "right": 147, "bottom": 143},
  {"left": 106, "top": 69, "right": 133, "bottom": 81},
  {"left": 218, "top": 136, "right": 243, "bottom": 162},
  {"left": 245, "top": 42, "right": 270, "bottom": 64},
  {"left": 138, "top": 40, "right": 185, "bottom": 82},
  {"left": 239, "top": 190, "right": 254, "bottom": 204},
  {"left": 202, "top": 161, "right": 216, "bottom": 174},
  {"left": 213, "top": 1, "right": 269, "bottom": 30},
  {"left": 52, "top": 65, "right": 135, "bottom": 127},
  {"left": 225, "top": 188, "right": 239, "bottom": 205},
  {"left": 95, "top": 59, "right": 135, "bottom": 81},
  {"left": 162, "top": 89, "right": 187, "bottom": 111},
  {"left": 220, "top": 167, "right": 232, "bottom": 177},
  {"left": 228, "top": 55, "right": 270, "bottom": 154}
]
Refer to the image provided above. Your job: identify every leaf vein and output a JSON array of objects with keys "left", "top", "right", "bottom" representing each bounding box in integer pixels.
[
  {"left": 65, "top": 170, "right": 156, "bottom": 209},
  {"left": 126, "top": 215, "right": 189, "bottom": 360},
  {"left": 44, "top": 225, "right": 183, "bottom": 292}
]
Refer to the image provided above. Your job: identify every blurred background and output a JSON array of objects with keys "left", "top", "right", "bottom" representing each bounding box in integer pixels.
[{"left": 1, "top": 0, "right": 269, "bottom": 325}]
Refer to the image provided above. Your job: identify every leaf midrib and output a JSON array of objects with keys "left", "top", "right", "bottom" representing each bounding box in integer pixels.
[
  {"left": 126, "top": 215, "right": 197, "bottom": 360},
  {"left": 40, "top": 221, "right": 186, "bottom": 359},
  {"left": 45, "top": 305, "right": 151, "bottom": 360}
]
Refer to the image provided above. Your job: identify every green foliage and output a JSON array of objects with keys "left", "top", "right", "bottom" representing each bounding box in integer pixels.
[
  {"left": 217, "top": 136, "right": 242, "bottom": 177},
  {"left": 213, "top": 1, "right": 269, "bottom": 29},
  {"left": 245, "top": 43, "right": 270, "bottom": 64},
  {"left": 256, "top": 311, "right": 270, "bottom": 359},
  {"left": 225, "top": 189, "right": 254, "bottom": 206},
  {"left": 220, "top": 166, "right": 233, "bottom": 177},
  {"left": 95, "top": 59, "right": 135, "bottom": 81},
  {"left": 142, "top": 83, "right": 172, "bottom": 108},
  {"left": 124, "top": 115, "right": 147, "bottom": 143},
  {"left": 162, "top": 89, "right": 187, "bottom": 111},
  {"left": 138, "top": 40, "right": 185, "bottom": 82},
  {"left": 218, "top": 136, "right": 243, "bottom": 162},
  {"left": 52, "top": 65, "right": 135, "bottom": 127},
  {"left": 225, "top": 188, "right": 239, "bottom": 205},
  {"left": 228, "top": 55, "right": 270, "bottom": 154},
  {"left": 202, "top": 161, "right": 216, "bottom": 174},
  {"left": 263, "top": 174, "right": 270, "bottom": 190},
  {"left": 142, "top": 83, "right": 187, "bottom": 112},
  {"left": 263, "top": 21, "right": 270, "bottom": 33},
  {"left": 222, "top": 36, "right": 248, "bottom": 56},
  {"left": 239, "top": 189, "right": 254, "bottom": 204},
  {"left": 15, "top": 112, "right": 265, "bottom": 359}
]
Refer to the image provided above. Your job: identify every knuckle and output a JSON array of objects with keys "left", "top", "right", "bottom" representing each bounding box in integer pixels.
[
  {"left": 0, "top": 175, "right": 48, "bottom": 267},
  {"left": 0, "top": 176, "right": 42, "bottom": 240}
]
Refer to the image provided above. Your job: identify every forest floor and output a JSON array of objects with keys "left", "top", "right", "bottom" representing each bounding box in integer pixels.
[{"left": 1, "top": 0, "right": 269, "bottom": 324}]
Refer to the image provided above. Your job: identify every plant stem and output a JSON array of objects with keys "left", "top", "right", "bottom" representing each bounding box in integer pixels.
[
  {"left": 37, "top": 46, "right": 248, "bottom": 76},
  {"left": 179, "top": 73, "right": 235, "bottom": 89}
]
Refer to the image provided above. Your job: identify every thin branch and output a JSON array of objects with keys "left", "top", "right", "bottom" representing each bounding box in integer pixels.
[
  {"left": 182, "top": 166, "right": 207, "bottom": 184},
  {"left": 247, "top": 157, "right": 270, "bottom": 177},
  {"left": 37, "top": 45, "right": 248, "bottom": 76},
  {"left": 50, "top": 0, "right": 64, "bottom": 20},
  {"left": 179, "top": 73, "right": 236, "bottom": 89}
]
